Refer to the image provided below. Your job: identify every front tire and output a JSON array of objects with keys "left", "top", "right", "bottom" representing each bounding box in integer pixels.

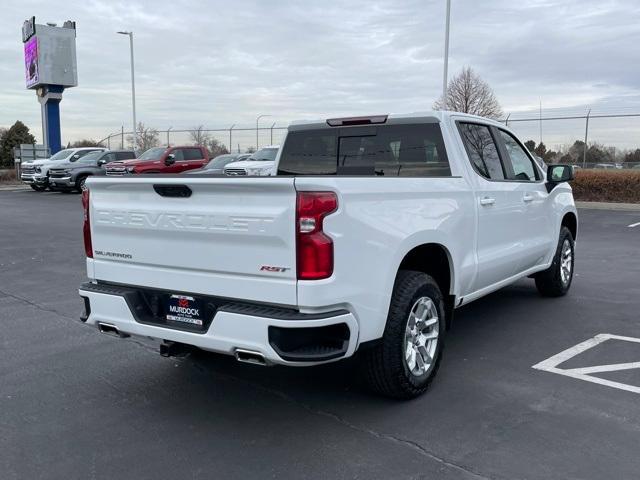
[
  {"left": 76, "top": 175, "right": 89, "bottom": 192},
  {"left": 30, "top": 184, "right": 46, "bottom": 192},
  {"left": 361, "top": 270, "right": 445, "bottom": 399},
  {"left": 535, "top": 226, "right": 575, "bottom": 297}
]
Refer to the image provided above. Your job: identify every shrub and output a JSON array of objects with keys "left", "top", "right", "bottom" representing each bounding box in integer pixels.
[
  {"left": 0, "top": 169, "right": 17, "bottom": 183},
  {"left": 571, "top": 170, "right": 640, "bottom": 203}
]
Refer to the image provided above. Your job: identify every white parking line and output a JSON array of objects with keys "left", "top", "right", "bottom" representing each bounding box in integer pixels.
[
  {"left": 533, "top": 334, "right": 640, "bottom": 395},
  {"left": 628, "top": 222, "right": 640, "bottom": 228}
]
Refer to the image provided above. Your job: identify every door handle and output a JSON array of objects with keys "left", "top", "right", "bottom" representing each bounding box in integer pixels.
[
  {"left": 480, "top": 197, "right": 495, "bottom": 206},
  {"left": 523, "top": 194, "right": 534, "bottom": 203}
]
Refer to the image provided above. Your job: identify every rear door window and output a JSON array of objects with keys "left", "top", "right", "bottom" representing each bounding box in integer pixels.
[
  {"left": 278, "top": 123, "right": 450, "bottom": 177},
  {"left": 457, "top": 123, "right": 505, "bottom": 180},
  {"left": 183, "top": 148, "right": 203, "bottom": 160},
  {"left": 115, "top": 152, "right": 135, "bottom": 161}
]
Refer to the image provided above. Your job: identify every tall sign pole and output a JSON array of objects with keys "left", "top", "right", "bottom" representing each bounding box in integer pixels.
[
  {"left": 118, "top": 31, "right": 137, "bottom": 152},
  {"left": 442, "top": 0, "right": 451, "bottom": 109},
  {"left": 129, "top": 33, "right": 137, "bottom": 152}
]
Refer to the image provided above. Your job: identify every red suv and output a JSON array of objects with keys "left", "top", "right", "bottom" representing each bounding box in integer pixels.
[{"left": 105, "top": 146, "right": 209, "bottom": 175}]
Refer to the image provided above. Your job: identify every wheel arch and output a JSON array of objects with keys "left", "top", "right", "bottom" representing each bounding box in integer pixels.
[
  {"left": 396, "top": 242, "right": 456, "bottom": 329},
  {"left": 561, "top": 211, "right": 578, "bottom": 240}
]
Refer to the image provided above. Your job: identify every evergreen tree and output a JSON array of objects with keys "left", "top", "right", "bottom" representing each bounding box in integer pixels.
[{"left": 0, "top": 121, "right": 36, "bottom": 166}]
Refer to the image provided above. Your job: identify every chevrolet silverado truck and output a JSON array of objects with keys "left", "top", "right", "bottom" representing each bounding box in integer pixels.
[
  {"left": 49, "top": 150, "right": 136, "bottom": 192},
  {"left": 105, "top": 146, "right": 209, "bottom": 175},
  {"left": 78, "top": 112, "right": 577, "bottom": 399},
  {"left": 21, "top": 147, "right": 106, "bottom": 191}
]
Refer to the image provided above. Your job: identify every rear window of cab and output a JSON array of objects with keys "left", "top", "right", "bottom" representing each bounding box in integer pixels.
[{"left": 277, "top": 123, "right": 451, "bottom": 177}]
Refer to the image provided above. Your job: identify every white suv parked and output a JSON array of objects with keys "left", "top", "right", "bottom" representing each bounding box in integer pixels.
[
  {"left": 224, "top": 145, "right": 279, "bottom": 176},
  {"left": 78, "top": 112, "right": 577, "bottom": 398}
]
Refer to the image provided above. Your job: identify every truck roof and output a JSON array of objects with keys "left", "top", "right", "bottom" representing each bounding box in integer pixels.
[{"left": 288, "top": 111, "right": 505, "bottom": 131}]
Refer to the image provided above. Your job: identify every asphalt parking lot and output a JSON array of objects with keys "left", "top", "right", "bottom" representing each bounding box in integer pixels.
[{"left": 1, "top": 189, "right": 639, "bottom": 480}]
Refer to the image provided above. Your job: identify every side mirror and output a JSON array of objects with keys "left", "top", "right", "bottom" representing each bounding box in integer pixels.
[
  {"left": 97, "top": 159, "right": 106, "bottom": 166},
  {"left": 164, "top": 153, "right": 176, "bottom": 166},
  {"left": 546, "top": 164, "right": 574, "bottom": 192}
]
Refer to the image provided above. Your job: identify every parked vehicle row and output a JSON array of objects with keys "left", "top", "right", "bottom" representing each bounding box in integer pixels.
[
  {"left": 78, "top": 111, "right": 578, "bottom": 399},
  {"left": 20, "top": 144, "right": 276, "bottom": 193}
]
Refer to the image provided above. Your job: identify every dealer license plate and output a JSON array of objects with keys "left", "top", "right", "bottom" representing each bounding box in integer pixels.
[{"left": 165, "top": 294, "right": 204, "bottom": 327}]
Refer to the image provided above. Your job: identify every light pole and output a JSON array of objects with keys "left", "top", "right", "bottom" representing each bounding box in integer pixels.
[
  {"left": 256, "top": 114, "right": 271, "bottom": 149},
  {"left": 117, "top": 31, "right": 137, "bottom": 152},
  {"left": 442, "top": 0, "right": 451, "bottom": 109}
]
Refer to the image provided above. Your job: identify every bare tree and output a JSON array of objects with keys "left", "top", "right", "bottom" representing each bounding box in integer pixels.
[
  {"left": 434, "top": 67, "right": 503, "bottom": 119},
  {"left": 70, "top": 139, "right": 105, "bottom": 148},
  {"left": 189, "top": 125, "right": 210, "bottom": 146},
  {"left": 206, "top": 137, "right": 229, "bottom": 157},
  {"left": 127, "top": 122, "right": 159, "bottom": 152}
]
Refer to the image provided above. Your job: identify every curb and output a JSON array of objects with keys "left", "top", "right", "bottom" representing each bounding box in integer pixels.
[
  {"left": 576, "top": 201, "right": 640, "bottom": 211},
  {"left": 0, "top": 184, "right": 30, "bottom": 192}
]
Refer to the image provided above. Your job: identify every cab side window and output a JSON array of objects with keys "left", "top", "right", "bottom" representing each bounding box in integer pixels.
[
  {"left": 457, "top": 123, "right": 505, "bottom": 180},
  {"left": 497, "top": 130, "right": 539, "bottom": 181}
]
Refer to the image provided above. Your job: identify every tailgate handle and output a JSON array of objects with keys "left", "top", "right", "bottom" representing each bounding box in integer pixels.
[{"left": 153, "top": 184, "right": 192, "bottom": 198}]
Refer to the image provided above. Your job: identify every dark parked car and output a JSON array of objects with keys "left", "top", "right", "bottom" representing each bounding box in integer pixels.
[
  {"left": 49, "top": 150, "right": 136, "bottom": 191},
  {"left": 184, "top": 153, "right": 251, "bottom": 174}
]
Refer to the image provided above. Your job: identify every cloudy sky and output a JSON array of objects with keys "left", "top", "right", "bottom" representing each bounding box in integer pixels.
[{"left": 1, "top": 0, "right": 639, "bottom": 149}]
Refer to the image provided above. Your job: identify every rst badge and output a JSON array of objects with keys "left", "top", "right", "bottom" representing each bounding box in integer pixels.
[{"left": 260, "top": 265, "right": 290, "bottom": 273}]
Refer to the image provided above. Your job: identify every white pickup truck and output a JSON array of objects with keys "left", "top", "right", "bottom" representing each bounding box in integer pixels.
[{"left": 79, "top": 112, "right": 577, "bottom": 398}]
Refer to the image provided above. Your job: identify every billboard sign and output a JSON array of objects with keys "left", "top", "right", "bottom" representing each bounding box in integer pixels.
[
  {"left": 24, "top": 36, "right": 39, "bottom": 88},
  {"left": 22, "top": 19, "right": 77, "bottom": 90}
]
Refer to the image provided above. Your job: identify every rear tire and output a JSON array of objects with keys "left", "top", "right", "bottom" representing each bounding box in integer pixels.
[
  {"left": 535, "top": 226, "right": 574, "bottom": 297},
  {"left": 360, "top": 270, "right": 445, "bottom": 399}
]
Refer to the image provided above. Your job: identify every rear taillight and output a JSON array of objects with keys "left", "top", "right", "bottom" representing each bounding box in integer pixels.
[
  {"left": 296, "top": 192, "right": 338, "bottom": 280},
  {"left": 82, "top": 189, "right": 93, "bottom": 258}
]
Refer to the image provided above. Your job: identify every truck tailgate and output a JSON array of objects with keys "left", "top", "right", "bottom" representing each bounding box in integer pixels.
[{"left": 87, "top": 176, "right": 297, "bottom": 306}]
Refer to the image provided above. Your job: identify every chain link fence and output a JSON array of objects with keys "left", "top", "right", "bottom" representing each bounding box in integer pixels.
[{"left": 501, "top": 110, "right": 640, "bottom": 168}]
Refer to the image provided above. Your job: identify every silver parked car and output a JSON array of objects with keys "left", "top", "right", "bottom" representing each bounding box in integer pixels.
[{"left": 184, "top": 153, "right": 251, "bottom": 175}]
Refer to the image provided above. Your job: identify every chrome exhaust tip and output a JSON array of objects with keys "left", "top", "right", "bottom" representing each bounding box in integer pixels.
[
  {"left": 97, "top": 322, "right": 129, "bottom": 338},
  {"left": 235, "top": 348, "right": 267, "bottom": 366}
]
